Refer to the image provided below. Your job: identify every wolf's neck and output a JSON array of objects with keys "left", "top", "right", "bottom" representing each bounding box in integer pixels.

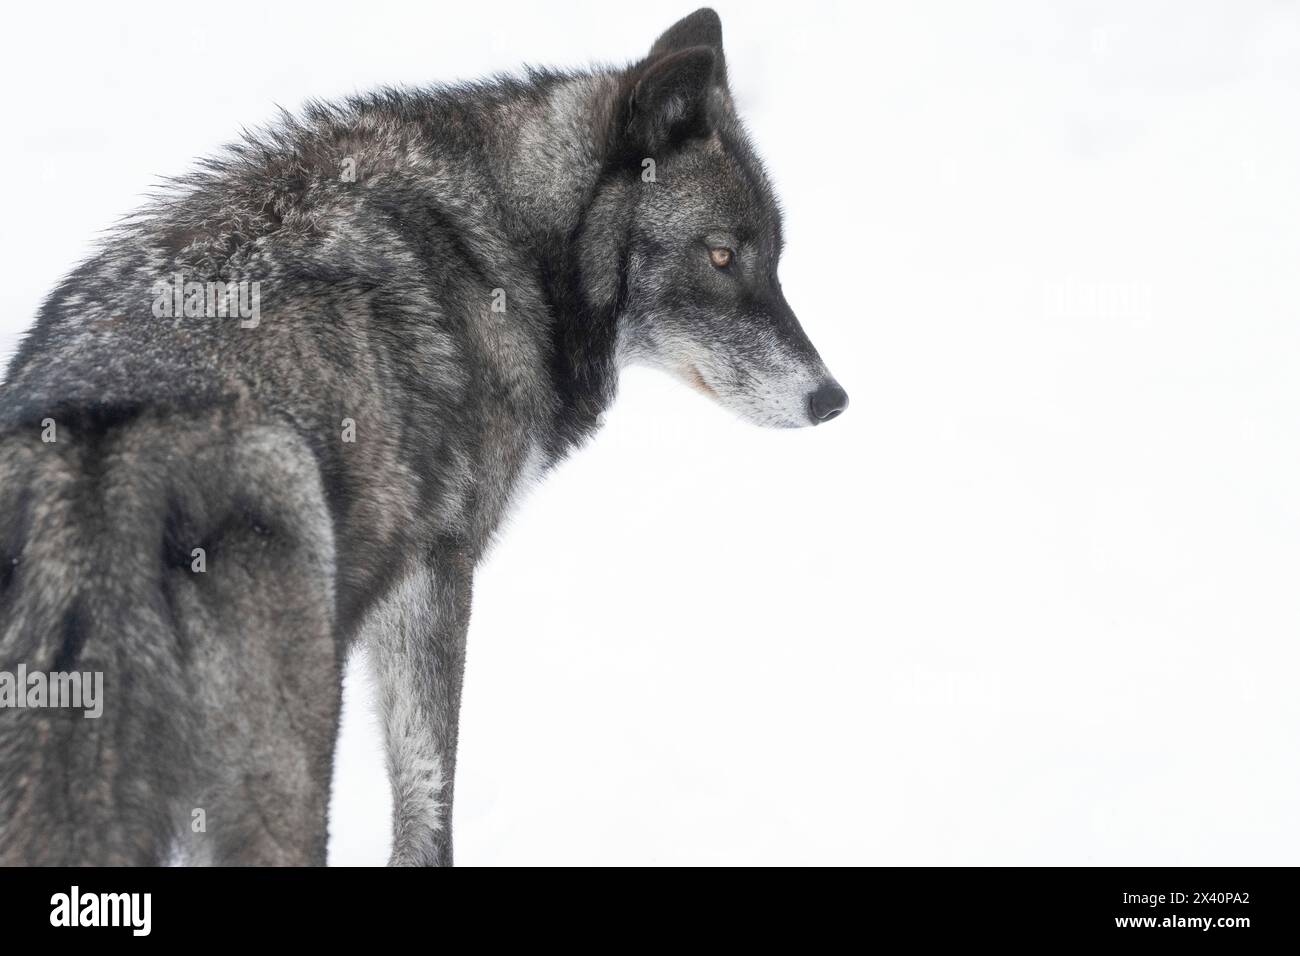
[
  {"left": 485, "top": 72, "right": 627, "bottom": 454},
  {"left": 373, "top": 71, "right": 627, "bottom": 454}
]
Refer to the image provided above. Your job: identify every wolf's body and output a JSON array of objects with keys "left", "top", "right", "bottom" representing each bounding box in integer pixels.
[{"left": 0, "top": 10, "right": 844, "bottom": 865}]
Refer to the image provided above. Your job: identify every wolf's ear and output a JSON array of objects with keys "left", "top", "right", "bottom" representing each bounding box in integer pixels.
[
  {"left": 625, "top": 46, "right": 718, "bottom": 154},
  {"left": 650, "top": 8, "right": 726, "bottom": 85}
]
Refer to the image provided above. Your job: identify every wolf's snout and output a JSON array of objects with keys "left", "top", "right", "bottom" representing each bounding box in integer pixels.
[{"left": 808, "top": 381, "right": 848, "bottom": 424}]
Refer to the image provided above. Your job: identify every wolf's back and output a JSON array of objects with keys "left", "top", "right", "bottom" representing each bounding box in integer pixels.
[{"left": 0, "top": 401, "right": 341, "bottom": 864}]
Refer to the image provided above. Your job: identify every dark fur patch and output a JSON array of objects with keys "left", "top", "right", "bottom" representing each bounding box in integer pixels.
[{"left": 51, "top": 604, "right": 89, "bottom": 673}]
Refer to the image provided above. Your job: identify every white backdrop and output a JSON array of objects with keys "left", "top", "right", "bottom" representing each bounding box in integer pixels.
[{"left": 2, "top": 1, "right": 1298, "bottom": 865}]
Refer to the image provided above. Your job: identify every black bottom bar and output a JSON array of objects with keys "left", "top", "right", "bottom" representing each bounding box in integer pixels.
[{"left": 0, "top": 866, "right": 1289, "bottom": 943}]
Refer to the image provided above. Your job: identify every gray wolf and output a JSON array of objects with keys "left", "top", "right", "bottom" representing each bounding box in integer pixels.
[{"left": 0, "top": 8, "right": 846, "bottom": 865}]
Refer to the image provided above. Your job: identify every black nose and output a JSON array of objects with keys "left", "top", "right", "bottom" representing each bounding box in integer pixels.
[{"left": 808, "top": 381, "right": 849, "bottom": 423}]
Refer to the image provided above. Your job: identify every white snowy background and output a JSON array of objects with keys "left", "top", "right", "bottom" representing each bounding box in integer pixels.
[{"left": 2, "top": 1, "right": 1298, "bottom": 864}]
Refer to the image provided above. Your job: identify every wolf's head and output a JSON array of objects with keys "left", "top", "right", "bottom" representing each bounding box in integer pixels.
[{"left": 591, "top": 8, "right": 846, "bottom": 428}]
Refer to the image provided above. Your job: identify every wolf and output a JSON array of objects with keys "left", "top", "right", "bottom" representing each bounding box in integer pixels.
[{"left": 0, "top": 8, "right": 846, "bottom": 866}]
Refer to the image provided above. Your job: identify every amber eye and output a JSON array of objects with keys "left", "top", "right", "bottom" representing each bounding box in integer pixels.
[{"left": 708, "top": 247, "right": 734, "bottom": 269}]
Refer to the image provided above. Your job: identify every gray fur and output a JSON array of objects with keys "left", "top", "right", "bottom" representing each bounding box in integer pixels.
[{"left": 0, "top": 9, "right": 844, "bottom": 865}]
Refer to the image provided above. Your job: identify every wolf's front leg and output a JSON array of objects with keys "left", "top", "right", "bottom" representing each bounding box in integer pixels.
[{"left": 364, "top": 550, "right": 472, "bottom": 866}]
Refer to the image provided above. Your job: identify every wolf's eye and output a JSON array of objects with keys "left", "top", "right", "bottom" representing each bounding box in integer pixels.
[{"left": 708, "top": 247, "right": 734, "bottom": 269}]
